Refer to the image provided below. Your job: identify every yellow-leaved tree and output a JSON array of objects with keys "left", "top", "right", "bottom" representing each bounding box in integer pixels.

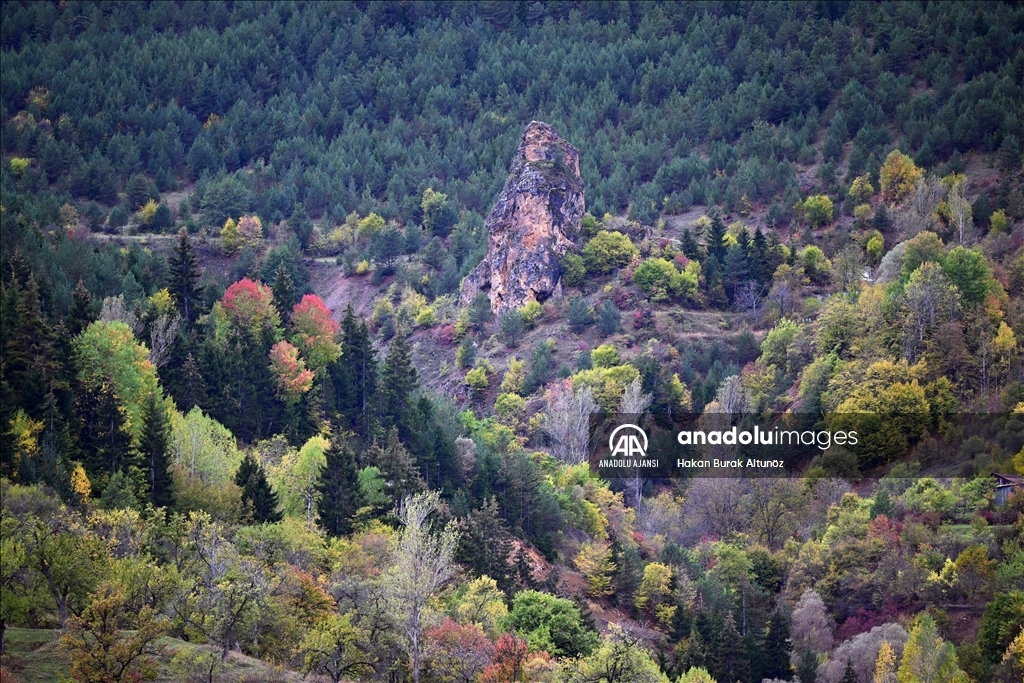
[
  {"left": 896, "top": 614, "right": 969, "bottom": 683},
  {"left": 221, "top": 217, "right": 239, "bottom": 252},
  {"left": 575, "top": 541, "right": 616, "bottom": 597},
  {"left": 880, "top": 150, "right": 923, "bottom": 202}
]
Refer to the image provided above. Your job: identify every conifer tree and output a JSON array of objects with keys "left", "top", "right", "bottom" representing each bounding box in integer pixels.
[
  {"left": 796, "top": 648, "right": 819, "bottom": 683},
  {"left": 177, "top": 353, "right": 208, "bottom": 412},
  {"left": 139, "top": 392, "right": 173, "bottom": 510},
  {"left": 315, "top": 437, "right": 362, "bottom": 537},
  {"left": 76, "top": 382, "right": 131, "bottom": 478},
  {"left": 715, "top": 611, "right": 750, "bottom": 683},
  {"left": 169, "top": 228, "right": 201, "bottom": 325},
  {"left": 681, "top": 227, "right": 702, "bottom": 260},
  {"left": 381, "top": 334, "right": 417, "bottom": 433},
  {"left": 763, "top": 606, "right": 793, "bottom": 681},
  {"left": 706, "top": 213, "right": 727, "bottom": 261},
  {"left": 271, "top": 261, "right": 295, "bottom": 324},
  {"left": 842, "top": 659, "right": 859, "bottom": 683},
  {"left": 369, "top": 427, "right": 423, "bottom": 502},
  {"left": 6, "top": 276, "right": 62, "bottom": 421},
  {"left": 235, "top": 453, "right": 282, "bottom": 523},
  {"left": 748, "top": 230, "right": 770, "bottom": 286},
  {"left": 333, "top": 305, "right": 377, "bottom": 434},
  {"left": 66, "top": 279, "right": 98, "bottom": 337}
]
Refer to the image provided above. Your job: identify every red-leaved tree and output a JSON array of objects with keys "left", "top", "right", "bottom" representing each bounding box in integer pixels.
[
  {"left": 481, "top": 634, "right": 531, "bottom": 683},
  {"left": 290, "top": 294, "right": 341, "bottom": 372},
  {"left": 221, "top": 278, "right": 281, "bottom": 335},
  {"left": 270, "top": 340, "right": 313, "bottom": 402},
  {"left": 423, "top": 618, "right": 493, "bottom": 683}
]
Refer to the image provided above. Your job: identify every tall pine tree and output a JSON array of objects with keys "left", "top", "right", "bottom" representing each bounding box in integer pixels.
[
  {"left": 271, "top": 261, "right": 295, "bottom": 324},
  {"left": 66, "top": 278, "right": 98, "bottom": 337},
  {"left": 169, "top": 228, "right": 201, "bottom": 325},
  {"left": 315, "top": 437, "right": 362, "bottom": 537},
  {"left": 380, "top": 334, "right": 417, "bottom": 437},
  {"left": 235, "top": 453, "right": 282, "bottom": 523},
  {"left": 763, "top": 606, "right": 793, "bottom": 681},
  {"left": 332, "top": 305, "right": 377, "bottom": 435},
  {"left": 139, "top": 392, "right": 174, "bottom": 510},
  {"left": 714, "top": 611, "right": 750, "bottom": 683},
  {"left": 4, "top": 275, "right": 61, "bottom": 421}
]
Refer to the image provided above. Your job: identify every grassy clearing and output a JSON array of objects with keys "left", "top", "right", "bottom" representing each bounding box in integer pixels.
[{"left": 1, "top": 628, "right": 307, "bottom": 683}]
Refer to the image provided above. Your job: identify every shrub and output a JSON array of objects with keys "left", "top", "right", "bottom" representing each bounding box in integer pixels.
[
  {"left": 802, "top": 195, "right": 834, "bottom": 228},
  {"left": 596, "top": 300, "right": 620, "bottom": 336},
  {"left": 465, "top": 365, "right": 489, "bottom": 396},
  {"left": 495, "top": 392, "right": 526, "bottom": 424},
  {"left": 633, "top": 258, "right": 699, "bottom": 301},
  {"left": 498, "top": 309, "right": 525, "bottom": 348},
  {"left": 848, "top": 174, "right": 875, "bottom": 205},
  {"left": 469, "top": 292, "right": 493, "bottom": 332},
  {"left": 108, "top": 204, "right": 129, "bottom": 231},
  {"left": 500, "top": 357, "right": 526, "bottom": 394},
  {"left": 456, "top": 336, "right": 476, "bottom": 369},
  {"left": 566, "top": 296, "right": 593, "bottom": 332},
  {"left": 561, "top": 253, "right": 586, "bottom": 288},
  {"left": 591, "top": 343, "right": 619, "bottom": 368},
  {"left": 583, "top": 230, "right": 638, "bottom": 274},
  {"left": 520, "top": 300, "right": 543, "bottom": 328}
]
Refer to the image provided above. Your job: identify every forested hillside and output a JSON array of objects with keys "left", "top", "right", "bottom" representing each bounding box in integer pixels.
[{"left": 2, "top": 2, "right": 1024, "bottom": 683}]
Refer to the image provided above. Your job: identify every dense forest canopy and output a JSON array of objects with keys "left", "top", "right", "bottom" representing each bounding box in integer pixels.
[{"left": 1, "top": 2, "right": 1024, "bottom": 683}]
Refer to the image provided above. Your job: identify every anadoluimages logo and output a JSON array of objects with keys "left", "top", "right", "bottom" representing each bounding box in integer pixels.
[{"left": 608, "top": 424, "right": 648, "bottom": 458}]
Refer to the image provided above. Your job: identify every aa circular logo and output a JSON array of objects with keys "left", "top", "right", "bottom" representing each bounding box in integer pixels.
[{"left": 608, "top": 424, "right": 648, "bottom": 458}]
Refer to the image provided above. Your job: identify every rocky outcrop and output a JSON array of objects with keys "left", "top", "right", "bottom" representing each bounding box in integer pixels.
[{"left": 459, "top": 121, "right": 585, "bottom": 313}]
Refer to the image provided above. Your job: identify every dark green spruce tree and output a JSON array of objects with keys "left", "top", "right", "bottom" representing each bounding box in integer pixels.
[
  {"left": 271, "top": 260, "right": 296, "bottom": 324},
  {"left": 4, "top": 276, "right": 61, "bottom": 421},
  {"left": 841, "top": 659, "right": 858, "bottom": 683},
  {"left": 169, "top": 228, "right": 201, "bottom": 325},
  {"left": 315, "top": 437, "right": 362, "bottom": 537},
  {"left": 380, "top": 334, "right": 417, "bottom": 438},
  {"left": 66, "top": 278, "right": 98, "bottom": 337},
  {"left": 331, "top": 305, "right": 377, "bottom": 436},
  {"left": 762, "top": 606, "right": 793, "bottom": 681},
  {"left": 235, "top": 454, "right": 282, "bottom": 523},
  {"left": 139, "top": 392, "right": 174, "bottom": 510},
  {"left": 714, "top": 611, "right": 750, "bottom": 683}
]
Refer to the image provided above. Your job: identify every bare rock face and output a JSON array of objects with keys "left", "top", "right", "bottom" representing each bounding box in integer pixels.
[{"left": 460, "top": 121, "right": 584, "bottom": 313}]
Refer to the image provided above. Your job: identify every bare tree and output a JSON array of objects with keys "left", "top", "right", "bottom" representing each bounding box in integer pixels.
[
  {"left": 818, "top": 624, "right": 909, "bottom": 683},
  {"left": 100, "top": 295, "right": 143, "bottom": 336},
  {"left": 618, "top": 377, "right": 652, "bottom": 415},
  {"left": 902, "top": 262, "right": 959, "bottom": 362},
  {"left": 791, "top": 588, "right": 835, "bottom": 656},
  {"left": 893, "top": 177, "right": 945, "bottom": 239},
  {"left": 735, "top": 280, "right": 766, "bottom": 324},
  {"left": 680, "top": 478, "right": 751, "bottom": 543},
  {"left": 710, "top": 375, "right": 752, "bottom": 414},
  {"left": 385, "top": 491, "right": 459, "bottom": 683},
  {"left": 148, "top": 312, "right": 181, "bottom": 367},
  {"left": 543, "top": 381, "right": 598, "bottom": 465},
  {"left": 618, "top": 378, "right": 652, "bottom": 507},
  {"left": 946, "top": 178, "right": 973, "bottom": 244}
]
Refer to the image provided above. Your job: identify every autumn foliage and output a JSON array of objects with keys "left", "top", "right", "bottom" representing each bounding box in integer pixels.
[
  {"left": 480, "top": 634, "right": 552, "bottom": 683},
  {"left": 270, "top": 339, "right": 314, "bottom": 401},
  {"left": 221, "top": 278, "right": 281, "bottom": 335},
  {"left": 290, "top": 294, "right": 341, "bottom": 372},
  {"left": 423, "top": 618, "right": 493, "bottom": 683},
  {"left": 237, "top": 214, "right": 264, "bottom": 243}
]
